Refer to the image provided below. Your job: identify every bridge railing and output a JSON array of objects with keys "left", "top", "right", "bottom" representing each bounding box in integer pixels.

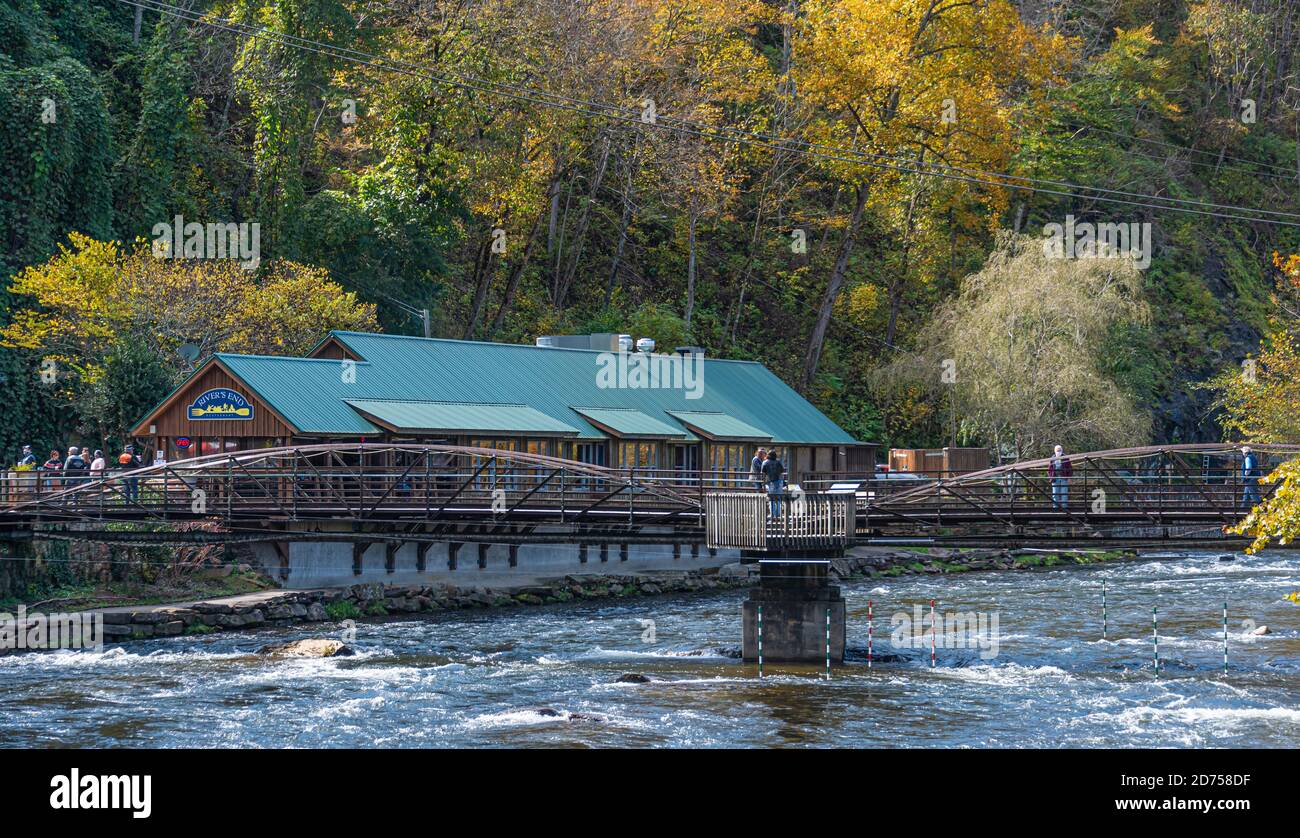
[
  {"left": 705, "top": 491, "right": 855, "bottom": 551},
  {"left": 0, "top": 445, "right": 720, "bottom": 523}
]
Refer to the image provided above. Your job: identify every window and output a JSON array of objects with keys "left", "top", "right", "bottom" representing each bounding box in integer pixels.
[
  {"left": 673, "top": 444, "right": 699, "bottom": 472},
  {"left": 708, "top": 443, "right": 751, "bottom": 484},
  {"left": 616, "top": 441, "right": 657, "bottom": 469},
  {"left": 576, "top": 443, "right": 607, "bottom": 467}
]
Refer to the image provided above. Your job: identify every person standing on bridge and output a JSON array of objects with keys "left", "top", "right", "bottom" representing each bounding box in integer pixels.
[
  {"left": 41, "top": 449, "right": 62, "bottom": 492},
  {"left": 119, "top": 444, "right": 142, "bottom": 504},
  {"left": 63, "top": 446, "right": 88, "bottom": 487},
  {"left": 750, "top": 448, "right": 767, "bottom": 493},
  {"left": 89, "top": 449, "right": 106, "bottom": 480},
  {"left": 17, "top": 445, "right": 36, "bottom": 468},
  {"left": 762, "top": 449, "right": 786, "bottom": 519},
  {"left": 1048, "top": 444, "right": 1072, "bottom": 510},
  {"left": 1241, "top": 445, "right": 1262, "bottom": 507}
]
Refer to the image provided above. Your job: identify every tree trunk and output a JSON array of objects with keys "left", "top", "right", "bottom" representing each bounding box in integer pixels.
[
  {"left": 685, "top": 198, "right": 698, "bottom": 330},
  {"left": 487, "top": 210, "right": 544, "bottom": 338},
  {"left": 802, "top": 183, "right": 868, "bottom": 390},
  {"left": 556, "top": 134, "right": 611, "bottom": 309},
  {"left": 462, "top": 235, "right": 496, "bottom": 340},
  {"left": 133, "top": 6, "right": 143, "bottom": 44}
]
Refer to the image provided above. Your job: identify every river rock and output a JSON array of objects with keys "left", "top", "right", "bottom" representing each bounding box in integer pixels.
[
  {"left": 615, "top": 673, "right": 651, "bottom": 683},
  {"left": 531, "top": 707, "right": 602, "bottom": 721},
  {"left": 1251, "top": 625, "right": 1271, "bottom": 635},
  {"left": 256, "top": 638, "right": 355, "bottom": 657}
]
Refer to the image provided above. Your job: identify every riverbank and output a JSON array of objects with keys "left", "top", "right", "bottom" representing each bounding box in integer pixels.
[
  {"left": 0, "top": 568, "right": 757, "bottom": 653},
  {"left": 0, "top": 545, "right": 1159, "bottom": 654}
]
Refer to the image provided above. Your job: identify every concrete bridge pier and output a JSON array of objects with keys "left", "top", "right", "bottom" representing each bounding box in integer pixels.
[
  {"left": 742, "top": 559, "right": 845, "bottom": 665},
  {"left": 0, "top": 534, "right": 35, "bottom": 602}
]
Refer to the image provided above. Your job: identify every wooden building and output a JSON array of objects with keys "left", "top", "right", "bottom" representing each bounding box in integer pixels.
[{"left": 131, "top": 331, "right": 874, "bottom": 483}]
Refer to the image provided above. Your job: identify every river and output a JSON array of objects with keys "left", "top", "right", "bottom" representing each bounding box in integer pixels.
[{"left": 1, "top": 550, "right": 1297, "bottom": 748}]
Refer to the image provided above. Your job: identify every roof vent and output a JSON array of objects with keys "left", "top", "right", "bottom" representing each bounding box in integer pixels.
[
  {"left": 635, "top": 337, "right": 656, "bottom": 353},
  {"left": 618, "top": 334, "right": 633, "bottom": 352}
]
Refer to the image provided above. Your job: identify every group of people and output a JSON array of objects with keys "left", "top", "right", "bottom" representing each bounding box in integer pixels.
[
  {"left": 15, "top": 443, "right": 144, "bottom": 501},
  {"left": 748, "top": 447, "right": 787, "bottom": 519}
]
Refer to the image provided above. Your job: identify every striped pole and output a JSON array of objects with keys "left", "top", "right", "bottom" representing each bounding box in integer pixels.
[
  {"left": 1223, "top": 601, "right": 1229, "bottom": 676},
  {"left": 867, "top": 599, "right": 873, "bottom": 669},
  {"left": 757, "top": 604, "right": 763, "bottom": 679},
  {"left": 1152, "top": 606, "right": 1159, "bottom": 677},
  {"left": 825, "top": 608, "right": 831, "bottom": 680},
  {"left": 1102, "top": 580, "right": 1107, "bottom": 640},
  {"left": 930, "top": 599, "right": 937, "bottom": 669}
]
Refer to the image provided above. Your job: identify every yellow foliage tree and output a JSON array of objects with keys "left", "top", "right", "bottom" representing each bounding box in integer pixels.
[
  {"left": 1213, "top": 253, "right": 1300, "bottom": 551},
  {"left": 2, "top": 233, "right": 378, "bottom": 393},
  {"left": 792, "top": 0, "right": 1072, "bottom": 387}
]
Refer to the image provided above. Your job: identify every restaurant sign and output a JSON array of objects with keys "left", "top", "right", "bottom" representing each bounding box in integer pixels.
[{"left": 187, "top": 388, "right": 254, "bottom": 421}]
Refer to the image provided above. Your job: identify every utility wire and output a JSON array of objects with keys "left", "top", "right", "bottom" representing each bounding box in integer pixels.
[
  {"left": 1083, "top": 125, "right": 1300, "bottom": 177},
  {"left": 119, "top": 0, "right": 1300, "bottom": 228}
]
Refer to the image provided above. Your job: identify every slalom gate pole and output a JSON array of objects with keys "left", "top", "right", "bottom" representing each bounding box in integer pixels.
[
  {"left": 867, "top": 599, "right": 873, "bottom": 669},
  {"left": 1152, "top": 606, "right": 1159, "bottom": 677}
]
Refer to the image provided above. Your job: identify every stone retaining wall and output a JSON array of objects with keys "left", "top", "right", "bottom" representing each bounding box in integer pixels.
[{"left": 95, "top": 567, "right": 759, "bottom": 642}]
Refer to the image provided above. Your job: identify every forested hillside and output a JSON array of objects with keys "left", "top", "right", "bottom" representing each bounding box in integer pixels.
[{"left": 5, "top": 0, "right": 1300, "bottom": 460}]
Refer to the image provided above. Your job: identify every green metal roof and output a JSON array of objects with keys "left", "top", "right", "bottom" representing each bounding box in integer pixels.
[
  {"left": 345, "top": 400, "right": 579, "bottom": 436},
  {"left": 217, "top": 355, "right": 380, "bottom": 435},
  {"left": 158, "top": 332, "right": 861, "bottom": 444},
  {"left": 666, "top": 410, "right": 773, "bottom": 441},
  {"left": 571, "top": 407, "right": 692, "bottom": 439},
  {"left": 327, "top": 332, "right": 857, "bottom": 444}
]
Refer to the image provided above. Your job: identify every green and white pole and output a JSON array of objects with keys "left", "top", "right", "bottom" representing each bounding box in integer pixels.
[
  {"left": 1223, "top": 601, "right": 1229, "bottom": 676},
  {"left": 825, "top": 608, "right": 831, "bottom": 681},
  {"left": 1102, "top": 580, "right": 1107, "bottom": 641},
  {"left": 757, "top": 604, "right": 763, "bottom": 679},
  {"left": 867, "top": 600, "right": 873, "bottom": 669},
  {"left": 1152, "top": 606, "right": 1159, "bottom": 677}
]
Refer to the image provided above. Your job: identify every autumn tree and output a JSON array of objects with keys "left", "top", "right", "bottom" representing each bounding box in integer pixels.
[
  {"left": 877, "top": 234, "right": 1151, "bottom": 458},
  {"left": 2, "top": 233, "right": 377, "bottom": 437},
  {"left": 1213, "top": 252, "right": 1300, "bottom": 550},
  {"left": 792, "top": 0, "right": 1069, "bottom": 389}
]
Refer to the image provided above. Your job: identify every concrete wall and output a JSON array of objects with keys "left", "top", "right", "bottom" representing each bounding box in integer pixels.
[{"left": 251, "top": 537, "right": 740, "bottom": 588}]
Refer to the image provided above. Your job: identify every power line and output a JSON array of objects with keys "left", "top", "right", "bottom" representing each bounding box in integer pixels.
[
  {"left": 1083, "top": 125, "right": 1300, "bottom": 177},
  {"left": 119, "top": 0, "right": 1300, "bottom": 228}
]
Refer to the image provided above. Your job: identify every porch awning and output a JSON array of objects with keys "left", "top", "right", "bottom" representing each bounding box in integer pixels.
[
  {"left": 571, "top": 407, "right": 694, "bottom": 440},
  {"left": 344, "top": 400, "right": 580, "bottom": 436},
  {"left": 665, "top": 411, "right": 772, "bottom": 441}
]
